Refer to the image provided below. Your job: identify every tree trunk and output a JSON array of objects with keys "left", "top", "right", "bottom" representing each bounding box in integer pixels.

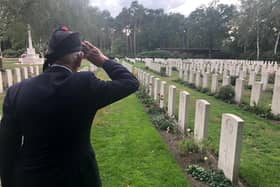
[
  {"left": 256, "top": 12, "right": 260, "bottom": 60},
  {"left": 130, "top": 35, "right": 133, "bottom": 57},
  {"left": 274, "top": 31, "right": 280, "bottom": 55},
  {"left": 133, "top": 25, "right": 136, "bottom": 58}
]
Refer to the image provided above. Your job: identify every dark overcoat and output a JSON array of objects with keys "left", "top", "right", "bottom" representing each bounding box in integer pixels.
[{"left": 0, "top": 60, "right": 139, "bottom": 187}]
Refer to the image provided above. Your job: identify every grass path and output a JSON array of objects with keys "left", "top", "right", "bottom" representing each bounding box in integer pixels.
[
  {"left": 91, "top": 70, "right": 190, "bottom": 187},
  {"left": 134, "top": 63, "right": 280, "bottom": 187}
]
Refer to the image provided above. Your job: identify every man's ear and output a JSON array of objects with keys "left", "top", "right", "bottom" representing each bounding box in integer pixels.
[{"left": 77, "top": 52, "right": 84, "bottom": 66}]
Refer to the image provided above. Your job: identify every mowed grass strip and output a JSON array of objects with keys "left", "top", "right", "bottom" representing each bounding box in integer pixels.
[
  {"left": 134, "top": 62, "right": 280, "bottom": 187},
  {"left": 91, "top": 69, "right": 190, "bottom": 187}
]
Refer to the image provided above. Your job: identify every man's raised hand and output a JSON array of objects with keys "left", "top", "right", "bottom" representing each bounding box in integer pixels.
[{"left": 82, "top": 41, "right": 109, "bottom": 67}]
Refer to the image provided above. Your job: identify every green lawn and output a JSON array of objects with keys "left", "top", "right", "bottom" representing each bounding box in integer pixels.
[
  {"left": 134, "top": 62, "right": 280, "bottom": 187},
  {"left": 92, "top": 70, "right": 190, "bottom": 187}
]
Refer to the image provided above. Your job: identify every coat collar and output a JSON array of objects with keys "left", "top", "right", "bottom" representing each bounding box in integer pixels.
[
  {"left": 44, "top": 65, "right": 73, "bottom": 75},
  {"left": 51, "top": 64, "right": 73, "bottom": 73}
]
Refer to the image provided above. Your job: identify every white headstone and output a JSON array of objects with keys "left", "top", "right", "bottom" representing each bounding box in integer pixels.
[
  {"left": 189, "top": 71, "right": 194, "bottom": 84},
  {"left": 250, "top": 82, "right": 263, "bottom": 106},
  {"left": 194, "top": 99, "right": 210, "bottom": 142},
  {"left": 0, "top": 72, "right": 3, "bottom": 93},
  {"left": 149, "top": 76, "right": 155, "bottom": 97},
  {"left": 178, "top": 91, "right": 190, "bottom": 134},
  {"left": 29, "top": 66, "right": 34, "bottom": 77},
  {"left": 179, "top": 69, "right": 184, "bottom": 79},
  {"left": 168, "top": 85, "right": 176, "bottom": 117},
  {"left": 154, "top": 78, "right": 160, "bottom": 101},
  {"left": 202, "top": 73, "right": 209, "bottom": 89},
  {"left": 145, "top": 74, "right": 150, "bottom": 93},
  {"left": 195, "top": 71, "right": 201, "bottom": 88},
  {"left": 222, "top": 75, "right": 230, "bottom": 86},
  {"left": 218, "top": 114, "right": 244, "bottom": 184},
  {"left": 211, "top": 74, "right": 218, "bottom": 93},
  {"left": 248, "top": 70, "right": 256, "bottom": 86},
  {"left": 14, "top": 68, "right": 21, "bottom": 83},
  {"left": 234, "top": 79, "right": 244, "bottom": 104},
  {"left": 22, "top": 67, "right": 28, "bottom": 80},
  {"left": 35, "top": 65, "right": 40, "bottom": 75},
  {"left": 261, "top": 71, "right": 269, "bottom": 91},
  {"left": 160, "top": 81, "right": 167, "bottom": 109},
  {"left": 6, "top": 69, "right": 13, "bottom": 88},
  {"left": 183, "top": 70, "right": 189, "bottom": 82},
  {"left": 271, "top": 72, "right": 280, "bottom": 115}
]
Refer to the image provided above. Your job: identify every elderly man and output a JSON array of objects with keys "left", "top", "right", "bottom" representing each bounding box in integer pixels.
[{"left": 0, "top": 26, "right": 139, "bottom": 187}]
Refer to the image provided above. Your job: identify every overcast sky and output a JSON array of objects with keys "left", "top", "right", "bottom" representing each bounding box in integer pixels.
[{"left": 90, "top": 0, "right": 240, "bottom": 17}]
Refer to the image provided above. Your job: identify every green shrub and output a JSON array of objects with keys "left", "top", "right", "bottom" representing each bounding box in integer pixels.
[
  {"left": 268, "top": 73, "right": 275, "bottom": 84},
  {"left": 201, "top": 88, "right": 209, "bottom": 93},
  {"left": 250, "top": 104, "right": 272, "bottom": 119},
  {"left": 217, "top": 85, "right": 235, "bottom": 103},
  {"left": 3, "top": 48, "right": 24, "bottom": 58},
  {"left": 137, "top": 50, "right": 190, "bottom": 59},
  {"left": 186, "top": 165, "right": 233, "bottom": 187},
  {"left": 147, "top": 107, "right": 165, "bottom": 115},
  {"left": 245, "top": 85, "right": 252, "bottom": 90},
  {"left": 230, "top": 76, "right": 238, "bottom": 86}
]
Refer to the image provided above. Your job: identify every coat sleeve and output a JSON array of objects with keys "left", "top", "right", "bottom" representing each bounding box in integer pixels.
[
  {"left": 88, "top": 60, "right": 139, "bottom": 109},
  {"left": 0, "top": 88, "right": 22, "bottom": 187}
]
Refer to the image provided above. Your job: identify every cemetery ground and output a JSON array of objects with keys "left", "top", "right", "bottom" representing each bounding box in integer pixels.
[
  {"left": 92, "top": 69, "right": 191, "bottom": 187},
  {"left": 133, "top": 62, "right": 280, "bottom": 187}
]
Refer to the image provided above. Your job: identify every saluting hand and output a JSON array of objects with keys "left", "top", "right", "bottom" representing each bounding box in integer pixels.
[{"left": 82, "top": 41, "right": 109, "bottom": 67}]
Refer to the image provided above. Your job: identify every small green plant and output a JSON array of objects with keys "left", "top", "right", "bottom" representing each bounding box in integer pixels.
[
  {"left": 217, "top": 85, "right": 235, "bottom": 103},
  {"left": 201, "top": 88, "right": 210, "bottom": 93},
  {"left": 137, "top": 89, "right": 175, "bottom": 131},
  {"left": 178, "top": 138, "right": 199, "bottom": 154},
  {"left": 186, "top": 165, "right": 233, "bottom": 187}
]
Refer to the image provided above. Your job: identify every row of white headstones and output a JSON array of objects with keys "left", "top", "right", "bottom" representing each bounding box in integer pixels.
[
  {"left": 0, "top": 64, "right": 98, "bottom": 93},
  {"left": 114, "top": 59, "right": 244, "bottom": 184},
  {"left": 0, "top": 66, "right": 41, "bottom": 93},
  {"left": 134, "top": 58, "right": 280, "bottom": 116},
  {"left": 125, "top": 62, "right": 243, "bottom": 185}
]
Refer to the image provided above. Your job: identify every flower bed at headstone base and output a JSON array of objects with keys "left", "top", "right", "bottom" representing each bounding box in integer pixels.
[
  {"left": 136, "top": 88, "right": 240, "bottom": 187},
  {"left": 173, "top": 79, "right": 280, "bottom": 122}
]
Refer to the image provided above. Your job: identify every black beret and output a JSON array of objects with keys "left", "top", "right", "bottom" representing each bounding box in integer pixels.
[{"left": 43, "top": 26, "right": 82, "bottom": 71}]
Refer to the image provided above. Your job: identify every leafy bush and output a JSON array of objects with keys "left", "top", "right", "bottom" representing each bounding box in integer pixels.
[
  {"left": 201, "top": 88, "right": 209, "bottom": 93},
  {"left": 230, "top": 76, "right": 238, "bottom": 86},
  {"left": 3, "top": 48, "right": 24, "bottom": 58},
  {"left": 147, "top": 107, "right": 165, "bottom": 115},
  {"left": 137, "top": 50, "right": 190, "bottom": 59},
  {"left": 217, "top": 85, "right": 235, "bottom": 103},
  {"left": 153, "top": 115, "right": 176, "bottom": 131},
  {"left": 268, "top": 73, "right": 275, "bottom": 84},
  {"left": 245, "top": 85, "right": 252, "bottom": 90},
  {"left": 249, "top": 104, "right": 273, "bottom": 119},
  {"left": 186, "top": 165, "right": 233, "bottom": 187}
]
